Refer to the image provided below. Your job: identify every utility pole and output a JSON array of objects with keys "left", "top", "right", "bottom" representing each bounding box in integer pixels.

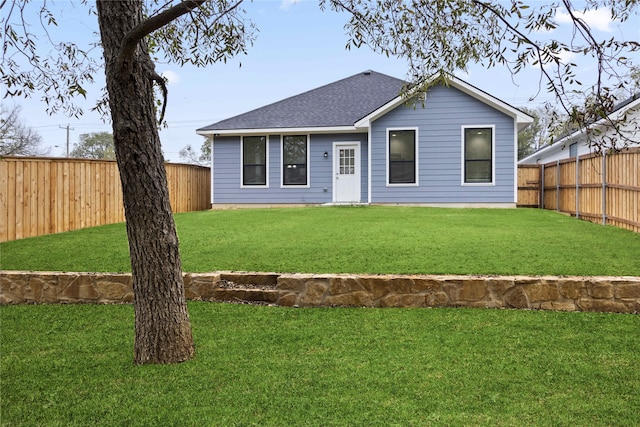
[{"left": 59, "top": 124, "right": 74, "bottom": 157}]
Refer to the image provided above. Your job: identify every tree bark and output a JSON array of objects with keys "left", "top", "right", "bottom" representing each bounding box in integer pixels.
[{"left": 96, "top": 0, "right": 194, "bottom": 364}]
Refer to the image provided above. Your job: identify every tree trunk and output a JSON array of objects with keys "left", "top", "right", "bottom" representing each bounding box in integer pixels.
[{"left": 96, "top": 0, "right": 194, "bottom": 364}]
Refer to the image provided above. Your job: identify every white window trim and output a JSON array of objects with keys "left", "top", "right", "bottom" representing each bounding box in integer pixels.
[
  {"left": 367, "top": 126, "right": 372, "bottom": 203},
  {"left": 240, "top": 135, "right": 269, "bottom": 188},
  {"left": 280, "top": 134, "right": 311, "bottom": 188},
  {"left": 211, "top": 135, "right": 219, "bottom": 205},
  {"left": 386, "top": 127, "right": 419, "bottom": 187},
  {"left": 461, "top": 125, "right": 496, "bottom": 186}
]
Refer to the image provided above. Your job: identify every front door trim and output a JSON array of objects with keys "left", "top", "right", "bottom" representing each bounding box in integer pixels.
[{"left": 332, "top": 141, "right": 361, "bottom": 203}]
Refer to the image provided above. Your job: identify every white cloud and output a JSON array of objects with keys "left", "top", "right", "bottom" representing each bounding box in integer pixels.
[
  {"left": 280, "top": 0, "right": 301, "bottom": 10},
  {"left": 555, "top": 49, "right": 578, "bottom": 65},
  {"left": 555, "top": 8, "right": 614, "bottom": 33},
  {"left": 161, "top": 70, "right": 181, "bottom": 85}
]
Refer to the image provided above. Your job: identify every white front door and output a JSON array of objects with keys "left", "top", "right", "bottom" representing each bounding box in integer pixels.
[{"left": 333, "top": 142, "right": 360, "bottom": 203}]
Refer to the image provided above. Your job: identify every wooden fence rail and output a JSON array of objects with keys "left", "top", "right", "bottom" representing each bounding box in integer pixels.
[
  {"left": 0, "top": 157, "right": 210, "bottom": 242},
  {"left": 517, "top": 147, "right": 640, "bottom": 233}
]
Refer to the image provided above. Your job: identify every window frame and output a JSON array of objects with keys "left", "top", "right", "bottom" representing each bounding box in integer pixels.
[
  {"left": 241, "top": 135, "right": 269, "bottom": 188},
  {"left": 386, "top": 127, "right": 419, "bottom": 187},
  {"left": 461, "top": 125, "right": 495, "bottom": 186},
  {"left": 281, "top": 134, "right": 310, "bottom": 188}
]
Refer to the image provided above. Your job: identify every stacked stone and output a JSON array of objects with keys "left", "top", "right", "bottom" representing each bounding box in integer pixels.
[{"left": 2, "top": 271, "right": 638, "bottom": 314}]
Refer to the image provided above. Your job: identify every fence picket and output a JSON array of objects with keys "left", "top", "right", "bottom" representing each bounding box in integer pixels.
[
  {"left": 0, "top": 157, "right": 210, "bottom": 242},
  {"left": 517, "top": 147, "right": 640, "bottom": 232}
]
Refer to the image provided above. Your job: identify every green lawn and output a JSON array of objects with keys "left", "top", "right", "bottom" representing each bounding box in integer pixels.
[
  {"left": 2, "top": 302, "right": 639, "bottom": 426},
  {"left": 1, "top": 207, "right": 639, "bottom": 275}
]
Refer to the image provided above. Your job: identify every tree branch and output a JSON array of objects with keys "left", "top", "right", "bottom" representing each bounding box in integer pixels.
[
  {"left": 470, "top": 0, "right": 572, "bottom": 115},
  {"left": 150, "top": 69, "right": 168, "bottom": 124},
  {"left": 114, "top": 0, "right": 247, "bottom": 123},
  {"left": 116, "top": 0, "right": 207, "bottom": 71}
]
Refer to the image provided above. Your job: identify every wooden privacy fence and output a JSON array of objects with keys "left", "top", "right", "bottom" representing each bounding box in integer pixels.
[
  {"left": 0, "top": 157, "right": 210, "bottom": 242},
  {"left": 517, "top": 147, "right": 640, "bottom": 233},
  {"left": 517, "top": 165, "right": 542, "bottom": 208}
]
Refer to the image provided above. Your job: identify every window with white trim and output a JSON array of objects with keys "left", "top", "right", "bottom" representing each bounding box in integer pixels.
[
  {"left": 283, "top": 135, "right": 308, "bottom": 186},
  {"left": 463, "top": 127, "right": 493, "bottom": 184},
  {"left": 388, "top": 129, "right": 416, "bottom": 184},
  {"left": 242, "top": 136, "right": 267, "bottom": 186}
]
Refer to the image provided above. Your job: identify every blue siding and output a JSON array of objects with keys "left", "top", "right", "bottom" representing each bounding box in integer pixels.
[
  {"left": 212, "top": 84, "right": 517, "bottom": 205},
  {"left": 370, "top": 85, "right": 516, "bottom": 203},
  {"left": 213, "top": 133, "right": 368, "bottom": 204}
]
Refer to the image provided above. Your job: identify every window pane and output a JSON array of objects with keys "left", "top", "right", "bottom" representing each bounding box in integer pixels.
[
  {"left": 465, "top": 161, "right": 491, "bottom": 182},
  {"left": 390, "top": 130, "right": 415, "bottom": 160},
  {"left": 569, "top": 143, "right": 578, "bottom": 157},
  {"left": 244, "top": 136, "right": 266, "bottom": 164},
  {"left": 465, "top": 128, "right": 491, "bottom": 160},
  {"left": 390, "top": 162, "right": 415, "bottom": 183},
  {"left": 283, "top": 135, "right": 307, "bottom": 185},
  {"left": 389, "top": 130, "right": 415, "bottom": 184},
  {"left": 243, "top": 165, "right": 266, "bottom": 185},
  {"left": 243, "top": 136, "right": 266, "bottom": 185},
  {"left": 464, "top": 128, "right": 492, "bottom": 183},
  {"left": 339, "top": 148, "right": 355, "bottom": 175}
]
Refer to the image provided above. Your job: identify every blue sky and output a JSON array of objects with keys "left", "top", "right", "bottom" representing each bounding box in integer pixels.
[{"left": 8, "top": 0, "right": 640, "bottom": 161}]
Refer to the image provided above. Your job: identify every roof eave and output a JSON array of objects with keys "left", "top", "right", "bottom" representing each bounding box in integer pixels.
[
  {"left": 354, "top": 96, "right": 405, "bottom": 128},
  {"left": 196, "top": 125, "right": 363, "bottom": 137},
  {"left": 517, "top": 138, "right": 573, "bottom": 164}
]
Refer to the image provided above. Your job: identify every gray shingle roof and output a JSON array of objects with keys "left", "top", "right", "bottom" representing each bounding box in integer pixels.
[{"left": 197, "top": 70, "right": 406, "bottom": 132}]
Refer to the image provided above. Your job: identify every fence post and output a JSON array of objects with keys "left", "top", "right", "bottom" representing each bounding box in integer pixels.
[
  {"left": 556, "top": 160, "right": 560, "bottom": 212},
  {"left": 575, "top": 155, "right": 580, "bottom": 219},
  {"left": 602, "top": 149, "right": 607, "bottom": 226},
  {"left": 540, "top": 164, "right": 545, "bottom": 209}
]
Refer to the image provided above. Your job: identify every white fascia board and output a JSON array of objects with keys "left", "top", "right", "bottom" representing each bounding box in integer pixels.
[
  {"left": 197, "top": 125, "right": 363, "bottom": 137},
  {"left": 518, "top": 132, "right": 583, "bottom": 164},
  {"left": 518, "top": 142, "right": 561, "bottom": 165},
  {"left": 354, "top": 96, "right": 405, "bottom": 128}
]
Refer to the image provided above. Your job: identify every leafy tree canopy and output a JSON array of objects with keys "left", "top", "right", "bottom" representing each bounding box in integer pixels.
[
  {"left": 517, "top": 105, "right": 566, "bottom": 159},
  {"left": 70, "top": 131, "right": 115, "bottom": 159},
  {"left": 2, "top": 0, "right": 255, "bottom": 119},
  {"left": 323, "top": 0, "right": 640, "bottom": 152}
]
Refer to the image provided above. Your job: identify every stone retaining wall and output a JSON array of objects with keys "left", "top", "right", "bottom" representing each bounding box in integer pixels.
[{"left": 1, "top": 271, "right": 639, "bottom": 313}]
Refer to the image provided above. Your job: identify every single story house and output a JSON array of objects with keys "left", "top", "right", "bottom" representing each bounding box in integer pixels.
[
  {"left": 197, "top": 70, "right": 533, "bottom": 207},
  {"left": 519, "top": 93, "right": 640, "bottom": 165}
]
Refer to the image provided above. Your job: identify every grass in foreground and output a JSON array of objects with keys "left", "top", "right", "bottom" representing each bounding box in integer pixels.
[
  {"left": 1, "top": 207, "right": 639, "bottom": 275},
  {"left": 2, "top": 303, "right": 639, "bottom": 426}
]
